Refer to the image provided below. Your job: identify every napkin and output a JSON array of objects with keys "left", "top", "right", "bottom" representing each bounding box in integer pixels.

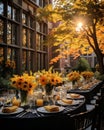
[
  {"left": 44, "top": 105, "right": 59, "bottom": 112},
  {"left": 70, "top": 93, "right": 80, "bottom": 98},
  {"left": 2, "top": 106, "right": 18, "bottom": 113},
  {"left": 62, "top": 99, "right": 73, "bottom": 104}
]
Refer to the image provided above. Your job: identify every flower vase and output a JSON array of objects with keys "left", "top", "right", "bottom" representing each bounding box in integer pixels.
[
  {"left": 44, "top": 85, "right": 54, "bottom": 105},
  {"left": 72, "top": 81, "right": 78, "bottom": 89},
  {"left": 20, "top": 90, "right": 28, "bottom": 106}
]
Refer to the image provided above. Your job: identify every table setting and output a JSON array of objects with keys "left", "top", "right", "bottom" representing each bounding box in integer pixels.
[{"left": 0, "top": 93, "right": 85, "bottom": 119}]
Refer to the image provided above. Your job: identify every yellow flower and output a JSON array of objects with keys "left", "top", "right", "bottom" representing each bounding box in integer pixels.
[
  {"left": 81, "top": 71, "right": 94, "bottom": 80},
  {"left": 34, "top": 67, "right": 63, "bottom": 87},
  {"left": 67, "top": 71, "right": 80, "bottom": 82},
  {"left": 10, "top": 73, "right": 37, "bottom": 94}
]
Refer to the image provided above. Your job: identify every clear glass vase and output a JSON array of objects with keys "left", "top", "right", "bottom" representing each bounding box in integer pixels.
[
  {"left": 20, "top": 90, "right": 28, "bottom": 106},
  {"left": 72, "top": 81, "right": 78, "bottom": 89},
  {"left": 44, "top": 85, "right": 54, "bottom": 105}
]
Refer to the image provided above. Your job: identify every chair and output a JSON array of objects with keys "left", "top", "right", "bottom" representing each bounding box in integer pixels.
[{"left": 70, "top": 104, "right": 96, "bottom": 130}]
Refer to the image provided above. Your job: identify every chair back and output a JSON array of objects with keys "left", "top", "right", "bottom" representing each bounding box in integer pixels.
[{"left": 70, "top": 105, "right": 96, "bottom": 130}]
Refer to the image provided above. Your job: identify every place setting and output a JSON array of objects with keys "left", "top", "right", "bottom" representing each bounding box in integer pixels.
[
  {"left": 66, "top": 93, "right": 84, "bottom": 100},
  {"left": 57, "top": 98, "right": 80, "bottom": 107},
  {"left": 37, "top": 105, "right": 65, "bottom": 114}
]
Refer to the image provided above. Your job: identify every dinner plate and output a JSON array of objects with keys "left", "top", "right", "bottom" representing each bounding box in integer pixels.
[
  {"left": 37, "top": 106, "right": 65, "bottom": 114},
  {"left": 57, "top": 100, "right": 80, "bottom": 106},
  {"left": 0, "top": 107, "right": 24, "bottom": 115},
  {"left": 66, "top": 94, "right": 84, "bottom": 99}
]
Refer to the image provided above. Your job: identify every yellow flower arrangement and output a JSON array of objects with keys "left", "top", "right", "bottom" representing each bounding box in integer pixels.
[
  {"left": 10, "top": 73, "right": 37, "bottom": 95},
  {"left": 81, "top": 71, "right": 94, "bottom": 80},
  {"left": 67, "top": 71, "right": 80, "bottom": 82},
  {"left": 40, "top": 70, "right": 62, "bottom": 87},
  {"left": 33, "top": 67, "right": 63, "bottom": 95}
]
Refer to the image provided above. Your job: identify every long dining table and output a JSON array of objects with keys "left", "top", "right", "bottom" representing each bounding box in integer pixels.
[
  {"left": 67, "top": 80, "right": 103, "bottom": 103},
  {"left": 0, "top": 80, "right": 103, "bottom": 129},
  {"left": 0, "top": 92, "right": 86, "bottom": 129}
]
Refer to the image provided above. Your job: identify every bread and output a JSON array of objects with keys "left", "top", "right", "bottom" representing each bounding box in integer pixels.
[
  {"left": 2, "top": 106, "right": 18, "bottom": 113},
  {"left": 44, "top": 105, "right": 59, "bottom": 112},
  {"left": 70, "top": 93, "right": 80, "bottom": 98},
  {"left": 62, "top": 99, "right": 73, "bottom": 104}
]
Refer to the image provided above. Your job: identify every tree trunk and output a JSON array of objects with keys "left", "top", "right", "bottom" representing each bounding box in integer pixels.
[{"left": 96, "top": 53, "right": 104, "bottom": 74}]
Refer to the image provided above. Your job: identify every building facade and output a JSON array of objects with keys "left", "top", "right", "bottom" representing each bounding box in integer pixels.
[{"left": 0, "top": 0, "right": 51, "bottom": 75}]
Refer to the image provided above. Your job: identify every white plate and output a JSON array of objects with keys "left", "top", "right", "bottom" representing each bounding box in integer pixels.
[
  {"left": 66, "top": 94, "right": 84, "bottom": 99},
  {"left": 57, "top": 100, "right": 80, "bottom": 106},
  {"left": 37, "top": 106, "right": 65, "bottom": 114},
  {"left": 0, "top": 107, "right": 24, "bottom": 115}
]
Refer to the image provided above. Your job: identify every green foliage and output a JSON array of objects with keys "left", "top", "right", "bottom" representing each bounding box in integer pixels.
[
  {"left": 73, "top": 57, "right": 91, "bottom": 72},
  {"left": 0, "top": 60, "right": 15, "bottom": 90},
  {"left": 94, "top": 71, "right": 104, "bottom": 81},
  {"left": 0, "top": 77, "right": 11, "bottom": 90}
]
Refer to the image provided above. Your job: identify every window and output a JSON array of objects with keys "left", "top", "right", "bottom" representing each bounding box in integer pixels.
[{"left": 0, "top": 0, "right": 49, "bottom": 74}]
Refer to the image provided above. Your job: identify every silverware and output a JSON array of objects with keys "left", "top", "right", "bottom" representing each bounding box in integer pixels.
[{"left": 16, "top": 109, "right": 30, "bottom": 118}]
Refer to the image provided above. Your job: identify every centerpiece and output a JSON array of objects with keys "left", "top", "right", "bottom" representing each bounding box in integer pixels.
[
  {"left": 81, "top": 71, "right": 94, "bottom": 83},
  {"left": 10, "top": 73, "right": 37, "bottom": 105},
  {"left": 34, "top": 67, "right": 63, "bottom": 105},
  {"left": 67, "top": 71, "right": 81, "bottom": 89}
]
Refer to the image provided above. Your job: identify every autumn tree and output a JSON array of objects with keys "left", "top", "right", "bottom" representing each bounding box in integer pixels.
[{"left": 36, "top": 0, "right": 104, "bottom": 75}]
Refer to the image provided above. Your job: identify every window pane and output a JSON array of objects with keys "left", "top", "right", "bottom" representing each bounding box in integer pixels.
[
  {"left": 36, "top": 33, "right": 41, "bottom": 50},
  {"left": 22, "top": 50, "right": 27, "bottom": 72},
  {"left": 0, "top": 2, "right": 4, "bottom": 15},
  {"left": 7, "top": 23, "right": 12, "bottom": 44},
  {"left": 28, "top": 51, "right": 32, "bottom": 71},
  {"left": 43, "top": 23, "right": 47, "bottom": 33},
  {"left": 12, "top": 24, "right": 18, "bottom": 45},
  {"left": 12, "top": 8, "right": 16, "bottom": 21},
  {"left": 36, "top": 22, "right": 40, "bottom": 32},
  {"left": 43, "top": 36, "right": 47, "bottom": 51},
  {"left": 29, "top": 30, "right": 33, "bottom": 48},
  {"left": 0, "top": 20, "right": 4, "bottom": 43},
  {"left": 7, "top": 48, "right": 16, "bottom": 60},
  {"left": 22, "top": 13, "right": 27, "bottom": 25},
  {"left": 30, "top": 17, "right": 34, "bottom": 28},
  {"left": 22, "top": 28, "right": 27, "bottom": 47},
  {"left": 7, "top": 48, "right": 16, "bottom": 73},
  {"left": 37, "top": 53, "right": 41, "bottom": 70},
  {"left": 36, "top": 0, "right": 39, "bottom": 5},
  {"left": 8, "top": 5, "right": 12, "bottom": 19}
]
